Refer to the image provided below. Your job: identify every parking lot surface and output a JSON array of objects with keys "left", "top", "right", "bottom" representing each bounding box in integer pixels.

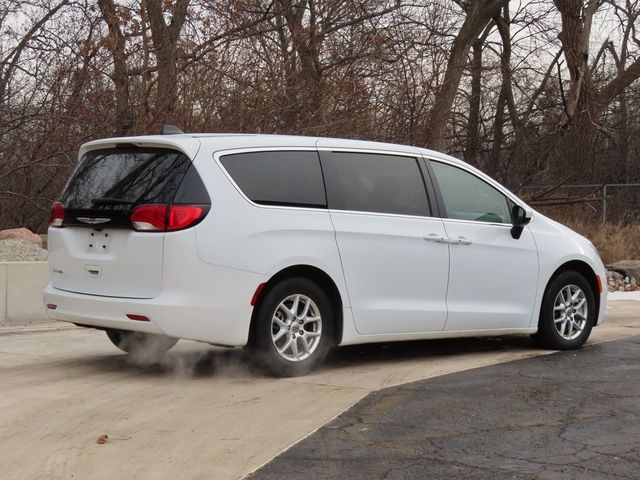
[
  {"left": 0, "top": 301, "right": 638, "bottom": 479},
  {"left": 251, "top": 335, "right": 640, "bottom": 480}
]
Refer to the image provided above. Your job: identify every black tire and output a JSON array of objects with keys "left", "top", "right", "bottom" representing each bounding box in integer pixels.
[
  {"left": 106, "top": 329, "right": 178, "bottom": 360},
  {"left": 532, "top": 270, "right": 596, "bottom": 350},
  {"left": 250, "top": 277, "right": 334, "bottom": 377}
]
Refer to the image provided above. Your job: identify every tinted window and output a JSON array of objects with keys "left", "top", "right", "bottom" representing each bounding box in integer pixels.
[
  {"left": 430, "top": 161, "right": 511, "bottom": 224},
  {"left": 221, "top": 151, "right": 326, "bottom": 207},
  {"left": 173, "top": 164, "right": 211, "bottom": 204},
  {"left": 61, "top": 148, "right": 201, "bottom": 209},
  {"left": 328, "top": 152, "right": 430, "bottom": 216}
]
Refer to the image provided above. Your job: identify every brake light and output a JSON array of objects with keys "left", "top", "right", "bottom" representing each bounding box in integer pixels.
[
  {"left": 168, "top": 205, "right": 204, "bottom": 231},
  {"left": 130, "top": 205, "right": 167, "bottom": 231},
  {"left": 130, "top": 204, "right": 205, "bottom": 232},
  {"left": 50, "top": 202, "right": 64, "bottom": 227}
]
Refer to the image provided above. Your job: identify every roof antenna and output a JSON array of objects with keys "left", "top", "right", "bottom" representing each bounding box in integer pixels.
[{"left": 161, "top": 124, "right": 184, "bottom": 135}]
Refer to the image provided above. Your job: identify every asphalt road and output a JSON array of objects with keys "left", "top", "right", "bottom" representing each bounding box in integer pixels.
[{"left": 251, "top": 336, "right": 640, "bottom": 480}]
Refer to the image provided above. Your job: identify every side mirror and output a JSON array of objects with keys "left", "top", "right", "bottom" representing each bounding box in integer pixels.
[{"left": 511, "top": 205, "right": 532, "bottom": 239}]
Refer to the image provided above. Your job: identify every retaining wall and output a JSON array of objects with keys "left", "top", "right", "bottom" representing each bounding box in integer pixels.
[{"left": 0, "top": 261, "right": 50, "bottom": 324}]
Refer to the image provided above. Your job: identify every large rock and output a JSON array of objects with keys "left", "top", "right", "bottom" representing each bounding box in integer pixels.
[
  {"left": 0, "top": 228, "right": 43, "bottom": 248},
  {"left": 606, "top": 260, "right": 640, "bottom": 282}
]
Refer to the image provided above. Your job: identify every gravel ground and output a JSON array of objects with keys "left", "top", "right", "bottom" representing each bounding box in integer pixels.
[{"left": 0, "top": 239, "right": 48, "bottom": 261}]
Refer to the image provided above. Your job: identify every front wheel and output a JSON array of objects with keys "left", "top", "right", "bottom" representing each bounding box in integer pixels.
[
  {"left": 250, "top": 277, "right": 334, "bottom": 377},
  {"left": 106, "top": 329, "right": 178, "bottom": 361},
  {"left": 532, "top": 271, "right": 596, "bottom": 350}
]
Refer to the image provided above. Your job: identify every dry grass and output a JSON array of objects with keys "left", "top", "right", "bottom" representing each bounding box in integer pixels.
[{"left": 537, "top": 205, "right": 640, "bottom": 265}]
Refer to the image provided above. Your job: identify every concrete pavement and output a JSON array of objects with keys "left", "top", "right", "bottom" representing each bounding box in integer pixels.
[{"left": 0, "top": 301, "right": 638, "bottom": 479}]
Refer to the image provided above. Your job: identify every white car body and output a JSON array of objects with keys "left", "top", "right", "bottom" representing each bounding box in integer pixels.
[{"left": 43, "top": 134, "right": 607, "bottom": 348}]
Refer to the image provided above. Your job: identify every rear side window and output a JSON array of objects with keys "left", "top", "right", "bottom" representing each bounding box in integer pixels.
[
  {"left": 61, "top": 148, "right": 206, "bottom": 209},
  {"left": 430, "top": 160, "right": 511, "bottom": 224},
  {"left": 326, "top": 152, "right": 430, "bottom": 216},
  {"left": 220, "top": 151, "right": 326, "bottom": 208}
]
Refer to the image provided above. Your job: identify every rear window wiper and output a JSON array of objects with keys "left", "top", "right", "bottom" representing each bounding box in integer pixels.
[{"left": 91, "top": 197, "right": 135, "bottom": 206}]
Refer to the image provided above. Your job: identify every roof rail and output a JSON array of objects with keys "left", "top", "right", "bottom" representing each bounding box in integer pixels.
[{"left": 161, "top": 124, "right": 184, "bottom": 135}]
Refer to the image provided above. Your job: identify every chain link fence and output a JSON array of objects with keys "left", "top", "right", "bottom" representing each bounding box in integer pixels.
[{"left": 519, "top": 184, "right": 640, "bottom": 224}]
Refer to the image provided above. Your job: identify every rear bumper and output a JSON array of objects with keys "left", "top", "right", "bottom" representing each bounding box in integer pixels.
[
  {"left": 43, "top": 262, "right": 263, "bottom": 346},
  {"left": 44, "top": 283, "right": 168, "bottom": 335}
]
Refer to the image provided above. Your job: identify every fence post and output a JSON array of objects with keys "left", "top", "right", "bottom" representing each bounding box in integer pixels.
[{"left": 602, "top": 185, "right": 608, "bottom": 224}]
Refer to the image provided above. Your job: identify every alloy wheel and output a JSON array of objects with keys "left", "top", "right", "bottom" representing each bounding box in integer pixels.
[
  {"left": 271, "top": 294, "right": 322, "bottom": 362},
  {"left": 553, "top": 284, "right": 588, "bottom": 341}
]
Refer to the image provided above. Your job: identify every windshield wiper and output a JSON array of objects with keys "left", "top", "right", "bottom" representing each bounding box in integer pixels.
[{"left": 91, "top": 197, "right": 135, "bottom": 206}]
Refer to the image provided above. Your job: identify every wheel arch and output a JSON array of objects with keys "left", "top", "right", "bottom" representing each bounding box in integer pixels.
[
  {"left": 540, "top": 260, "right": 601, "bottom": 326},
  {"left": 248, "top": 265, "right": 344, "bottom": 346}
]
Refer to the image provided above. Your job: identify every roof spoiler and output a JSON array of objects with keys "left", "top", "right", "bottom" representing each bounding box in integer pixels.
[{"left": 161, "top": 124, "right": 184, "bottom": 135}]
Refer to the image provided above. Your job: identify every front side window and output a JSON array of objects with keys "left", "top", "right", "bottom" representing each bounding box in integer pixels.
[
  {"left": 430, "top": 161, "right": 511, "bottom": 224},
  {"left": 328, "top": 152, "right": 430, "bottom": 216},
  {"left": 220, "top": 151, "right": 326, "bottom": 208}
]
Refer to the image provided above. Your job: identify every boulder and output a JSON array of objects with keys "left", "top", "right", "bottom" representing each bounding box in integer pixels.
[
  {"left": 607, "top": 270, "right": 623, "bottom": 281},
  {"left": 606, "top": 260, "right": 640, "bottom": 283},
  {"left": 0, "top": 228, "right": 43, "bottom": 248}
]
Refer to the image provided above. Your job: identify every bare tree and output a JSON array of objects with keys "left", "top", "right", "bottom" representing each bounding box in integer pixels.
[
  {"left": 145, "top": 0, "right": 190, "bottom": 129},
  {"left": 425, "top": 0, "right": 507, "bottom": 151},
  {"left": 98, "top": 0, "right": 133, "bottom": 136},
  {"left": 0, "top": 0, "right": 69, "bottom": 106},
  {"left": 3, "top": 0, "right": 640, "bottom": 231},
  {"left": 553, "top": 0, "right": 640, "bottom": 173}
]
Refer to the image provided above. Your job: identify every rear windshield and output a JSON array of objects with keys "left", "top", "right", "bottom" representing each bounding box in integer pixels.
[{"left": 61, "top": 148, "right": 194, "bottom": 209}]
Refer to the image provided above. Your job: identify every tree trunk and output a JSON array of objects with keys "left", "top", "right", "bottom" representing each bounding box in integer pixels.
[
  {"left": 488, "top": 84, "right": 507, "bottom": 179},
  {"left": 146, "top": 0, "right": 189, "bottom": 130},
  {"left": 617, "top": 89, "right": 629, "bottom": 181},
  {"left": 278, "top": 0, "right": 324, "bottom": 131},
  {"left": 465, "top": 39, "right": 483, "bottom": 165},
  {"left": 424, "top": 0, "right": 507, "bottom": 151},
  {"left": 274, "top": 0, "right": 299, "bottom": 131},
  {"left": 553, "top": 0, "right": 601, "bottom": 175},
  {"left": 98, "top": 0, "right": 133, "bottom": 136},
  {"left": 488, "top": 5, "right": 520, "bottom": 181}
]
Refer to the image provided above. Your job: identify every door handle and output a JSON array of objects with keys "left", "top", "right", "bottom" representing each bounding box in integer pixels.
[
  {"left": 423, "top": 233, "right": 450, "bottom": 244},
  {"left": 454, "top": 236, "right": 473, "bottom": 246}
]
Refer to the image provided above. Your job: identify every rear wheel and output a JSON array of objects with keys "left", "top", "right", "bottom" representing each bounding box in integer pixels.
[
  {"left": 532, "top": 271, "right": 596, "bottom": 350},
  {"left": 250, "top": 277, "right": 333, "bottom": 377},
  {"left": 106, "top": 329, "right": 178, "bottom": 360}
]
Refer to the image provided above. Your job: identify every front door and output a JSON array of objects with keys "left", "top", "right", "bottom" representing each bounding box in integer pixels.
[{"left": 429, "top": 160, "right": 539, "bottom": 331}]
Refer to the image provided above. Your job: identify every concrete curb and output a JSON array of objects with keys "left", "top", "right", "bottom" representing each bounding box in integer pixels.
[{"left": 0, "top": 261, "right": 49, "bottom": 325}]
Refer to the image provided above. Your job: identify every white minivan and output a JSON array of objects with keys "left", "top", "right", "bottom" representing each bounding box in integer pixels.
[{"left": 43, "top": 132, "right": 607, "bottom": 376}]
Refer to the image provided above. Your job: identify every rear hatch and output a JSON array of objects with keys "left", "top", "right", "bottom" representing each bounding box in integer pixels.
[{"left": 48, "top": 144, "right": 209, "bottom": 298}]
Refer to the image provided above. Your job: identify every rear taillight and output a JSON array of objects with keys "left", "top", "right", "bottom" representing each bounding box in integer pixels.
[
  {"left": 50, "top": 202, "right": 64, "bottom": 227},
  {"left": 130, "top": 204, "right": 206, "bottom": 232},
  {"left": 130, "top": 205, "right": 168, "bottom": 231},
  {"left": 168, "top": 205, "right": 204, "bottom": 231}
]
